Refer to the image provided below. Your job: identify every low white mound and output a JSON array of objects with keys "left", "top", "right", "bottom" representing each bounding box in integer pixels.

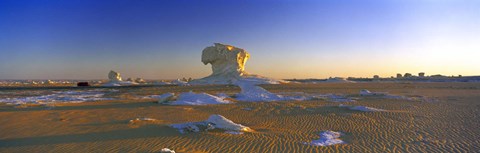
[
  {"left": 339, "top": 104, "right": 385, "bottom": 112},
  {"left": 206, "top": 114, "right": 252, "bottom": 132},
  {"left": 160, "top": 148, "right": 175, "bottom": 153},
  {"left": 169, "top": 92, "right": 231, "bottom": 105},
  {"left": 0, "top": 90, "right": 114, "bottom": 105},
  {"left": 359, "top": 89, "right": 387, "bottom": 96},
  {"left": 142, "top": 93, "right": 175, "bottom": 103},
  {"left": 170, "top": 114, "right": 252, "bottom": 133},
  {"left": 170, "top": 79, "right": 188, "bottom": 86},
  {"left": 102, "top": 81, "right": 138, "bottom": 87},
  {"left": 305, "top": 131, "right": 345, "bottom": 146},
  {"left": 233, "top": 81, "right": 342, "bottom": 102},
  {"left": 235, "top": 81, "right": 284, "bottom": 102},
  {"left": 129, "top": 117, "right": 157, "bottom": 123}
]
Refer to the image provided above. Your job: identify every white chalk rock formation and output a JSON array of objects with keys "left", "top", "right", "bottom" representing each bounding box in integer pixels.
[
  {"left": 169, "top": 92, "right": 231, "bottom": 105},
  {"left": 190, "top": 43, "right": 280, "bottom": 85},
  {"left": 235, "top": 81, "right": 284, "bottom": 102},
  {"left": 108, "top": 70, "right": 123, "bottom": 82},
  {"left": 203, "top": 43, "right": 249, "bottom": 77},
  {"left": 135, "top": 78, "right": 146, "bottom": 83},
  {"left": 103, "top": 70, "right": 137, "bottom": 86},
  {"left": 359, "top": 89, "right": 387, "bottom": 96},
  {"left": 122, "top": 77, "right": 145, "bottom": 83},
  {"left": 160, "top": 148, "right": 176, "bottom": 153},
  {"left": 305, "top": 131, "right": 345, "bottom": 146},
  {"left": 46, "top": 80, "right": 55, "bottom": 84},
  {"left": 170, "top": 114, "right": 252, "bottom": 134},
  {"left": 206, "top": 114, "right": 252, "bottom": 132}
]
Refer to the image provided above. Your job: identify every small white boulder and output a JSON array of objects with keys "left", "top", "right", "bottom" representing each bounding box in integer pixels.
[
  {"left": 170, "top": 92, "right": 231, "bottom": 105},
  {"left": 160, "top": 148, "right": 175, "bottom": 153},
  {"left": 206, "top": 114, "right": 252, "bottom": 132},
  {"left": 306, "top": 131, "right": 345, "bottom": 146}
]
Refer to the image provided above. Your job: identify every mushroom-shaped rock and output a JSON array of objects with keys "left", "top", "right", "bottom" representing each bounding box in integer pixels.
[
  {"left": 201, "top": 43, "right": 250, "bottom": 77},
  {"left": 190, "top": 43, "right": 279, "bottom": 85}
]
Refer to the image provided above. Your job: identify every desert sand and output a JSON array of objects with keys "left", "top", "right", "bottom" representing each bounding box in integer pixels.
[{"left": 1, "top": 82, "right": 479, "bottom": 152}]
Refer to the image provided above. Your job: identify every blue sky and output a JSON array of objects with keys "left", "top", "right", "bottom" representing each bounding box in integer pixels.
[{"left": 1, "top": 0, "right": 479, "bottom": 79}]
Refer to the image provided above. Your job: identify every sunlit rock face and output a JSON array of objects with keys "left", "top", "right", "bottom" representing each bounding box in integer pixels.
[
  {"left": 202, "top": 43, "right": 250, "bottom": 77},
  {"left": 108, "top": 70, "right": 122, "bottom": 82},
  {"left": 191, "top": 43, "right": 279, "bottom": 85}
]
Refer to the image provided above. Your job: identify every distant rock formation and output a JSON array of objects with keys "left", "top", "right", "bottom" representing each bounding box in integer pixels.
[
  {"left": 135, "top": 78, "right": 146, "bottom": 83},
  {"left": 108, "top": 70, "right": 123, "bottom": 82},
  {"left": 126, "top": 78, "right": 134, "bottom": 82},
  {"left": 325, "top": 77, "right": 354, "bottom": 83},
  {"left": 46, "top": 80, "right": 54, "bottom": 84},
  {"left": 103, "top": 70, "right": 137, "bottom": 86},
  {"left": 126, "top": 77, "right": 146, "bottom": 83},
  {"left": 190, "top": 43, "right": 279, "bottom": 85},
  {"left": 396, "top": 73, "right": 403, "bottom": 78},
  {"left": 418, "top": 72, "right": 425, "bottom": 77}
]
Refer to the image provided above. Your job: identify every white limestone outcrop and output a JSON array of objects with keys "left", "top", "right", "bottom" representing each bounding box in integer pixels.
[
  {"left": 108, "top": 70, "right": 123, "bottom": 82},
  {"left": 190, "top": 43, "right": 280, "bottom": 85},
  {"left": 103, "top": 70, "right": 137, "bottom": 86},
  {"left": 206, "top": 114, "right": 252, "bottom": 132}
]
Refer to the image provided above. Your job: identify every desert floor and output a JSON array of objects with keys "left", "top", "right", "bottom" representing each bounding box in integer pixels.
[{"left": 0, "top": 83, "right": 479, "bottom": 153}]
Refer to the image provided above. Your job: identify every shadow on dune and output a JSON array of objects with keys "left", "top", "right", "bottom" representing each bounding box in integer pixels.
[
  {"left": 0, "top": 101, "right": 163, "bottom": 112},
  {"left": 0, "top": 125, "right": 179, "bottom": 147},
  {"left": 74, "top": 120, "right": 130, "bottom": 127}
]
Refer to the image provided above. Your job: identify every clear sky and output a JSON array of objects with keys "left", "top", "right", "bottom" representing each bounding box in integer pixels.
[{"left": 1, "top": 0, "right": 479, "bottom": 80}]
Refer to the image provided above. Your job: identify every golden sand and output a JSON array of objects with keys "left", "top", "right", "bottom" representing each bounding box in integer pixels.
[{"left": 0, "top": 83, "right": 479, "bottom": 152}]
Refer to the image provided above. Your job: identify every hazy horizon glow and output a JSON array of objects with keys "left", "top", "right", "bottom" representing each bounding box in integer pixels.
[{"left": 1, "top": 0, "right": 479, "bottom": 80}]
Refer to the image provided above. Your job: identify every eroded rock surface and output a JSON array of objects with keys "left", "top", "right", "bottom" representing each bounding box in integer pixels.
[
  {"left": 191, "top": 43, "right": 279, "bottom": 85},
  {"left": 108, "top": 70, "right": 123, "bottom": 82}
]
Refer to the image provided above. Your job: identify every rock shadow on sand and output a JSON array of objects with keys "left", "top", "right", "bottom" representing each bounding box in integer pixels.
[{"left": 0, "top": 125, "right": 178, "bottom": 148}]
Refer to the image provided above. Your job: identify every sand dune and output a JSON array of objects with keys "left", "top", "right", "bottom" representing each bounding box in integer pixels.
[{"left": 0, "top": 82, "right": 479, "bottom": 152}]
